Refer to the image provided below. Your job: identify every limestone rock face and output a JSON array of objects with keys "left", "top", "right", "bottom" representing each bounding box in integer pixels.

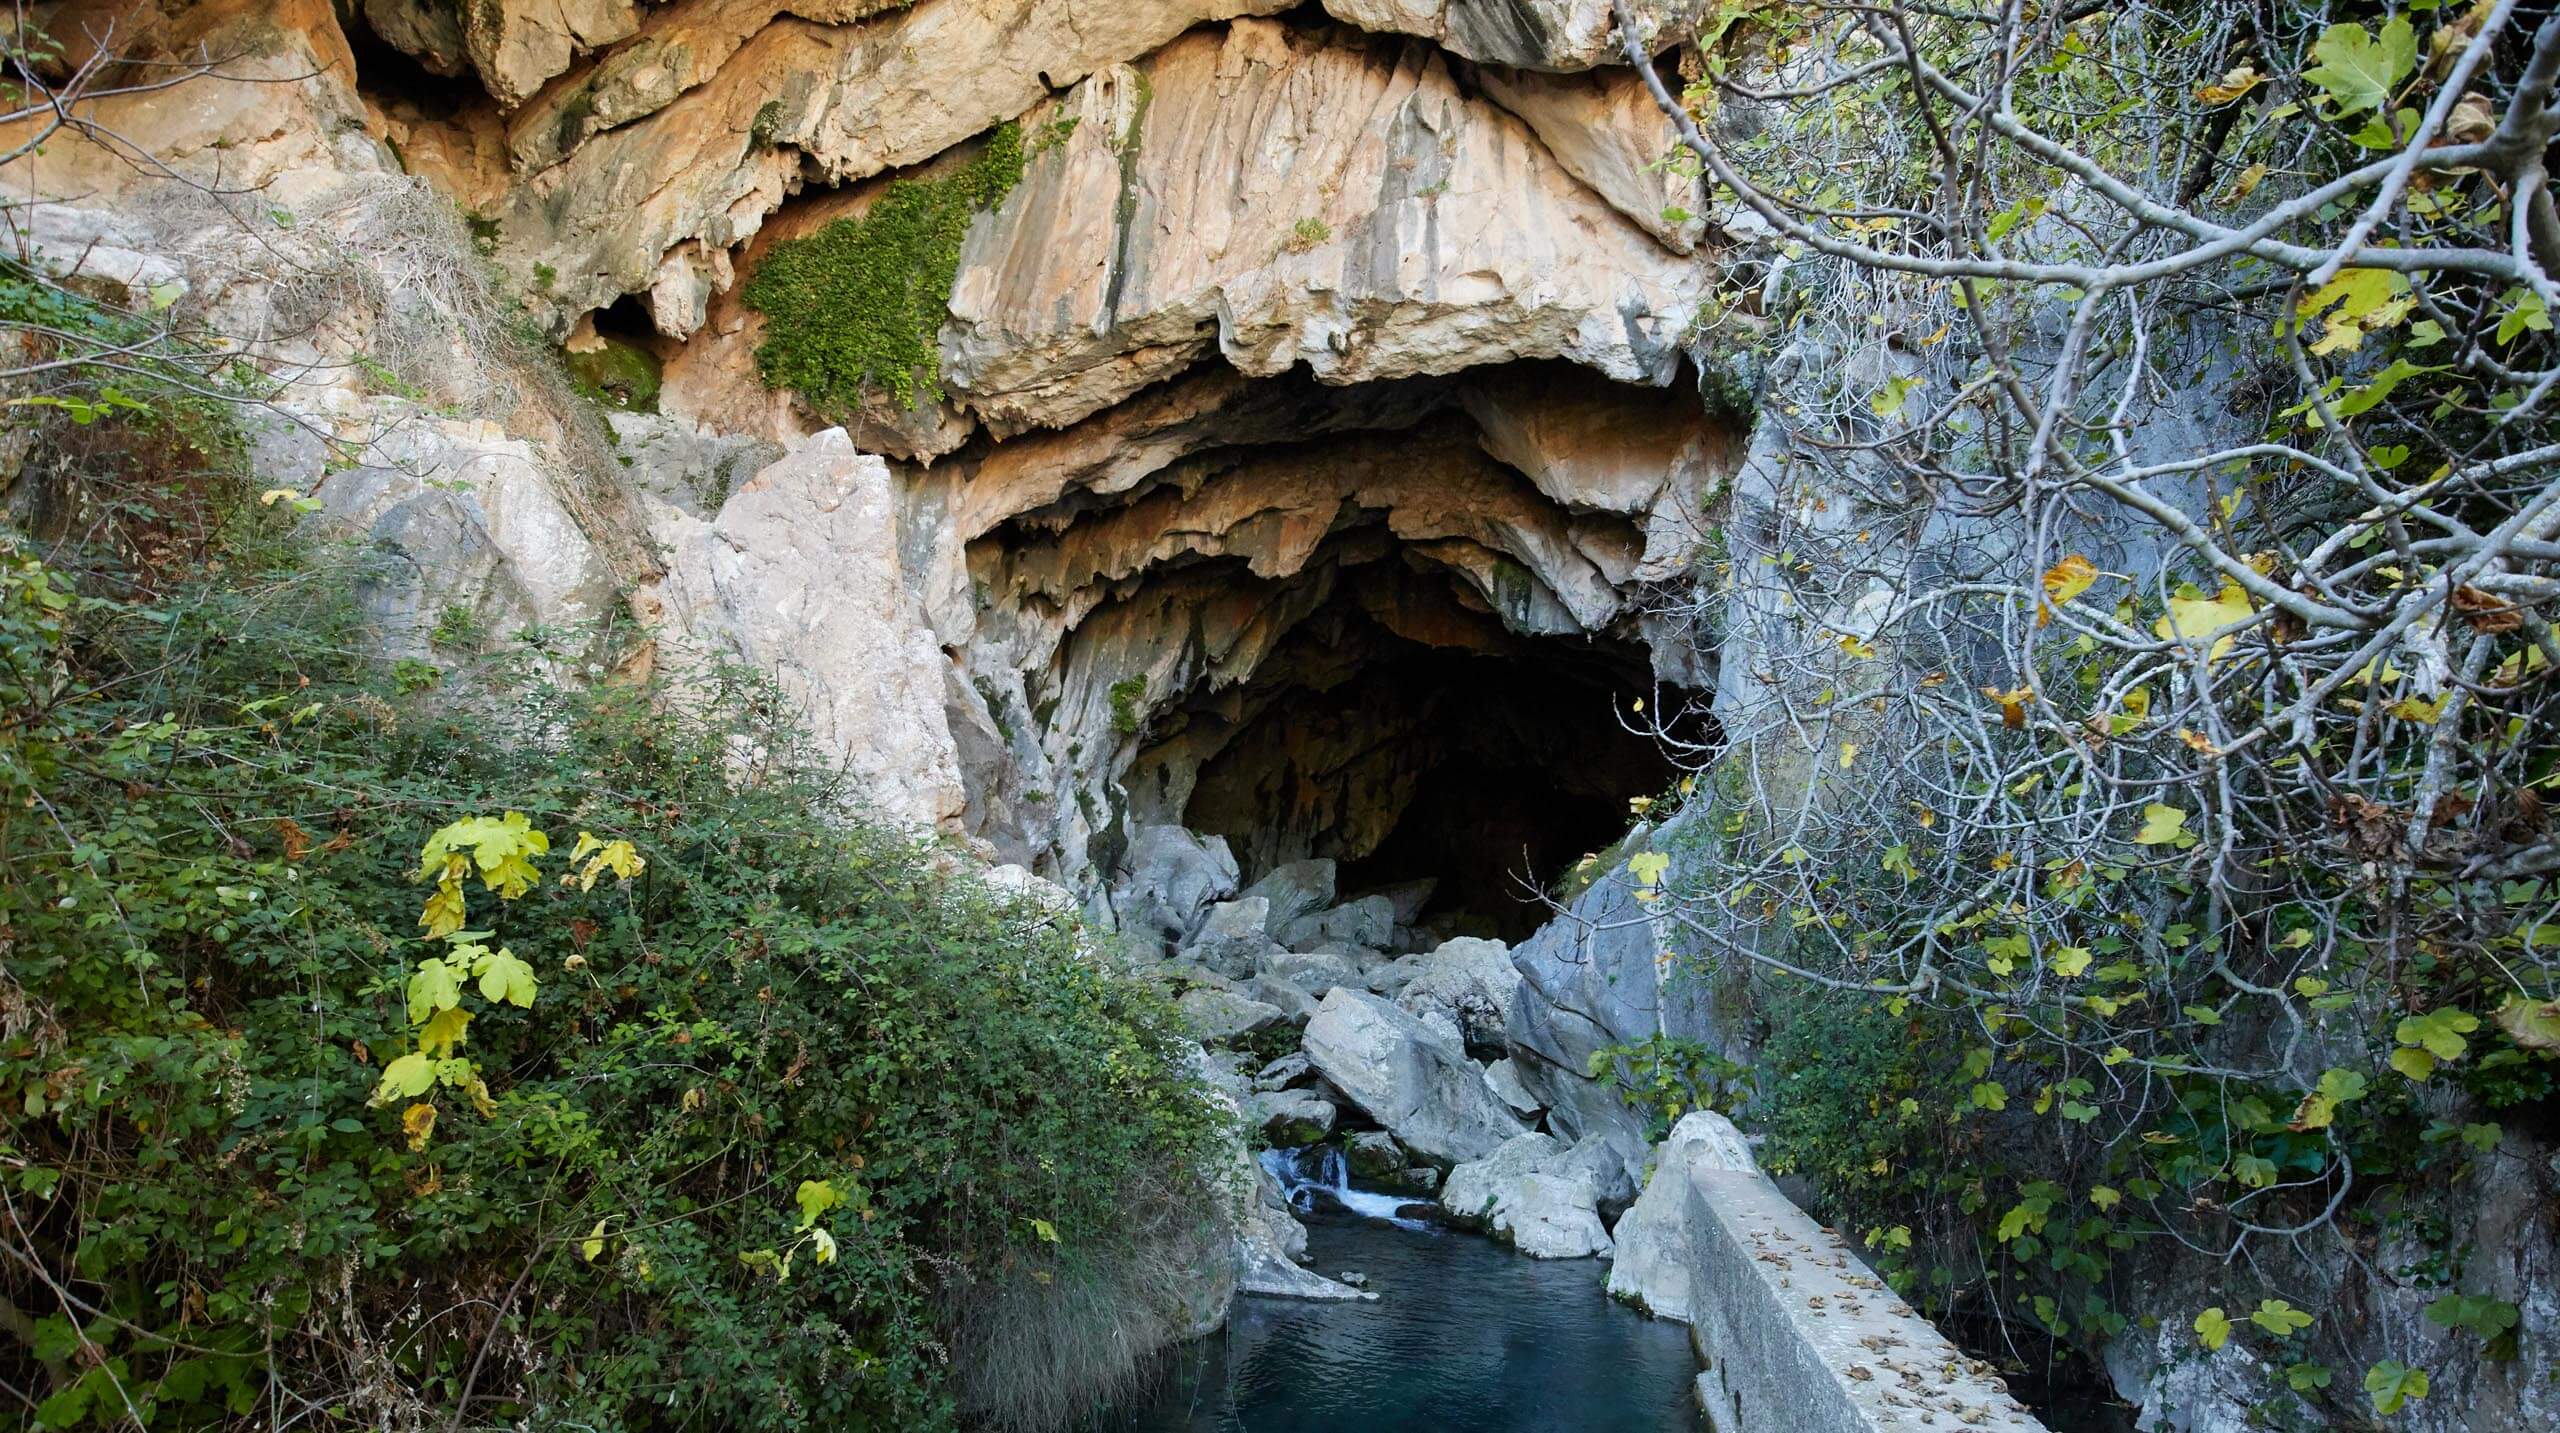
[
  {"left": 1475, "top": 63, "right": 1707, "bottom": 251},
  {"left": 642, "top": 431, "right": 966, "bottom": 831},
  {"left": 943, "top": 20, "right": 1704, "bottom": 433},
  {"left": 371, "top": 0, "right": 647, "bottom": 107},
  {"left": 476, "top": 0, "right": 645, "bottom": 106},
  {"left": 1318, "top": 0, "right": 1707, "bottom": 70},
  {"left": 313, "top": 419, "right": 619, "bottom": 656},
  {"left": 1302, "top": 988, "right": 1527, "bottom": 1165},
  {"left": 496, "top": 0, "right": 1294, "bottom": 324}
]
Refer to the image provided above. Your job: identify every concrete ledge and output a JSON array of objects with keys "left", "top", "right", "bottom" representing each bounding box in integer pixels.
[{"left": 1612, "top": 1113, "right": 2047, "bottom": 1431}]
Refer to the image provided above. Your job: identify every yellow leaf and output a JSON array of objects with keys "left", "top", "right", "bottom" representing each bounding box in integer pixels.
[
  {"left": 1628, "top": 851, "right": 1672, "bottom": 889},
  {"left": 571, "top": 835, "right": 646, "bottom": 892},
  {"left": 2387, "top": 694, "right": 2444, "bottom": 724},
  {"left": 2291, "top": 268, "right": 2410, "bottom": 335},
  {"left": 2038, "top": 554, "right": 2099, "bottom": 626},
  {"left": 2196, "top": 1307, "right": 2232, "bottom": 1350},
  {"left": 2216, "top": 162, "right": 2269, "bottom": 207},
  {"left": 1984, "top": 685, "right": 2035, "bottom": 729},
  {"left": 581, "top": 1219, "right": 610, "bottom": 1262},
  {"left": 401, "top": 1101, "right": 438, "bottom": 1151},
  {"left": 418, "top": 1006, "right": 471, "bottom": 1058},
  {"left": 373, "top": 1053, "right": 436, "bottom": 1103},
  {"left": 2196, "top": 65, "right": 2263, "bottom": 104},
  {"left": 2154, "top": 582, "right": 2256, "bottom": 661},
  {"left": 1839, "top": 741, "right": 1860, "bottom": 769},
  {"left": 2050, "top": 946, "right": 2092, "bottom": 977},
  {"left": 2134, "top": 803, "right": 2190, "bottom": 845},
  {"left": 472, "top": 946, "right": 540, "bottom": 1008},
  {"left": 1838, "top": 632, "right": 1878, "bottom": 660},
  {"left": 418, "top": 875, "right": 468, "bottom": 940}
]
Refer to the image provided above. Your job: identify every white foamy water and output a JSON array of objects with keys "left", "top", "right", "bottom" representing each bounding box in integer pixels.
[{"left": 1257, "top": 1145, "right": 1436, "bottom": 1229}]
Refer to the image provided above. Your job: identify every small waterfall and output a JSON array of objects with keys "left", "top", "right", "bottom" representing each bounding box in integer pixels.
[{"left": 1258, "top": 1145, "right": 1435, "bottom": 1229}]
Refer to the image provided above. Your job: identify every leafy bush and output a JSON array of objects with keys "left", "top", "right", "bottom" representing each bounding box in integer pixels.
[{"left": 0, "top": 502, "right": 1226, "bottom": 1427}]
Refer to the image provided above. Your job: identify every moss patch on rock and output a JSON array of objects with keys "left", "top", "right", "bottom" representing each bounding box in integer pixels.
[
  {"left": 742, "top": 122, "right": 1025, "bottom": 413},
  {"left": 564, "top": 334, "right": 662, "bottom": 412}
]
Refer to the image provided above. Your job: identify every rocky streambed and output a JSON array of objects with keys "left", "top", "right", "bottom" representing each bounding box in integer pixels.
[{"left": 1124, "top": 828, "right": 2050, "bottom": 1433}]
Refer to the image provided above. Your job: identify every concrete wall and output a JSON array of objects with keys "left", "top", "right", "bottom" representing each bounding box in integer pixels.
[{"left": 1610, "top": 1113, "right": 2048, "bottom": 1432}]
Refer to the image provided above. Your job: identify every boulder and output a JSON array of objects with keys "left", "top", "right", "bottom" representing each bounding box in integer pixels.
[
  {"left": 1280, "top": 895, "right": 1397, "bottom": 951},
  {"left": 1259, "top": 949, "right": 1366, "bottom": 996},
  {"left": 1606, "top": 1110, "right": 1760, "bottom": 1321},
  {"left": 1561, "top": 1128, "right": 1649, "bottom": 1217},
  {"left": 1175, "top": 986, "right": 1286, "bottom": 1044},
  {"left": 1252, "top": 1052, "right": 1314, "bottom": 1092},
  {"left": 314, "top": 419, "right": 618, "bottom": 665},
  {"left": 1366, "top": 953, "right": 1432, "bottom": 999},
  {"left": 1247, "top": 976, "right": 1322, "bottom": 1025},
  {"left": 604, "top": 410, "right": 780, "bottom": 517},
  {"left": 1372, "top": 878, "right": 1438, "bottom": 927},
  {"left": 1115, "top": 825, "right": 1241, "bottom": 945},
  {"left": 1400, "top": 1165, "right": 1443, "bottom": 1195},
  {"left": 1497, "top": 1172, "right": 1614, "bottom": 1259},
  {"left": 1241, "top": 858, "right": 1338, "bottom": 934},
  {"left": 1302, "top": 990, "right": 1528, "bottom": 1166},
  {"left": 1484, "top": 1057, "right": 1544, "bottom": 1118},
  {"left": 1344, "top": 1130, "right": 1407, "bottom": 1179},
  {"left": 1186, "top": 897, "right": 1280, "bottom": 977},
  {"left": 1393, "top": 936, "right": 1522, "bottom": 1049},
  {"left": 1440, "top": 1132, "right": 1567, "bottom": 1224},
  {"left": 1247, "top": 1089, "right": 1337, "bottom": 1146}
]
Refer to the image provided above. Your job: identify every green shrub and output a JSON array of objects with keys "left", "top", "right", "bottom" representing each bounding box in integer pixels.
[
  {"left": 1107, "top": 674, "right": 1147, "bottom": 737},
  {"left": 0, "top": 509, "right": 1226, "bottom": 1428},
  {"left": 742, "top": 123, "right": 1025, "bottom": 413}
]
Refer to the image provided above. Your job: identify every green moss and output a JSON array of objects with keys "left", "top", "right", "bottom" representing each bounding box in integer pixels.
[
  {"left": 749, "top": 99, "right": 785, "bottom": 151},
  {"left": 564, "top": 335, "right": 662, "bottom": 413},
  {"left": 742, "top": 122, "right": 1026, "bottom": 412},
  {"left": 1108, "top": 674, "right": 1147, "bottom": 736}
]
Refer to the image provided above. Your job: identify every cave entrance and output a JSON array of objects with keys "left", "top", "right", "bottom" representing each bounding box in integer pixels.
[{"left": 1170, "top": 602, "right": 1687, "bottom": 945}]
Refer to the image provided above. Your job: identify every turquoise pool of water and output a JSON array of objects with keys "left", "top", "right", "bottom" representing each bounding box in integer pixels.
[{"left": 1093, "top": 1214, "right": 1705, "bottom": 1433}]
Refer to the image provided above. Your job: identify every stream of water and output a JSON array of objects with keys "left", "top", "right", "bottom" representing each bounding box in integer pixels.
[{"left": 1091, "top": 1157, "right": 1705, "bottom": 1433}]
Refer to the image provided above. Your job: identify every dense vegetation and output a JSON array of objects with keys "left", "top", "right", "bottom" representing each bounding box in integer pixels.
[
  {"left": 0, "top": 260, "right": 1227, "bottom": 1430},
  {"left": 1614, "top": 0, "right": 2560, "bottom": 1418}
]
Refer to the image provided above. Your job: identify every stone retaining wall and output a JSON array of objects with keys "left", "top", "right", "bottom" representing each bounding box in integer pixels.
[{"left": 1610, "top": 1113, "right": 2048, "bottom": 1432}]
